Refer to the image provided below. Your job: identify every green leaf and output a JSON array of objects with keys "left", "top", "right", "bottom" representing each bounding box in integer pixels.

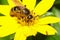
[
  {"left": 0, "top": 33, "right": 15, "bottom": 40},
  {"left": 52, "top": 23, "right": 60, "bottom": 35},
  {"left": 0, "top": 0, "right": 8, "bottom": 5},
  {"left": 27, "top": 36, "right": 35, "bottom": 40},
  {"left": 46, "top": 35, "right": 60, "bottom": 40},
  {"left": 52, "top": 7, "right": 60, "bottom": 17},
  {"left": 35, "top": 0, "right": 41, "bottom": 6},
  {"left": 26, "top": 33, "right": 47, "bottom": 40},
  {"left": 0, "top": 13, "right": 5, "bottom": 16},
  {"left": 54, "top": 0, "right": 60, "bottom": 5},
  {"left": 45, "top": 7, "right": 60, "bottom": 40},
  {"left": 35, "top": 32, "right": 47, "bottom": 40}
]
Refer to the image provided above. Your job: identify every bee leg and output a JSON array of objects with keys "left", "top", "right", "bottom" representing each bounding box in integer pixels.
[
  {"left": 17, "top": 21, "right": 20, "bottom": 24},
  {"left": 10, "top": 11, "right": 15, "bottom": 17},
  {"left": 18, "top": 17, "right": 21, "bottom": 20},
  {"left": 17, "top": 19, "right": 21, "bottom": 24},
  {"left": 10, "top": 14, "right": 15, "bottom": 17}
]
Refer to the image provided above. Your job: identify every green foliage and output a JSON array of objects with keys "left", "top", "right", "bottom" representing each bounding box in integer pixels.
[
  {"left": 0, "top": 13, "right": 5, "bottom": 16},
  {"left": 54, "top": 0, "right": 60, "bottom": 5},
  {"left": 0, "top": 0, "right": 8, "bottom": 5}
]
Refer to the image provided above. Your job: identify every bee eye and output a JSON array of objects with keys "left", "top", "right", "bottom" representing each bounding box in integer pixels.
[
  {"left": 13, "top": 6, "right": 20, "bottom": 11},
  {"left": 23, "top": 8, "right": 30, "bottom": 15},
  {"left": 27, "top": 15, "right": 33, "bottom": 19}
]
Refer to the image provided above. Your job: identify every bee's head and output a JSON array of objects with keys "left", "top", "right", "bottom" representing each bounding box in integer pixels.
[{"left": 27, "top": 15, "right": 33, "bottom": 19}]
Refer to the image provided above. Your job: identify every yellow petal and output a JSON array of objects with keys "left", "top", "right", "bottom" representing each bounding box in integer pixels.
[
  {"left": 22, "top": 0, "right": 36, "bottom": 11},
  {"left": 0, "top": 5, "right": 13, "bottom": 16},
  {"left": 14, "top": 31, "right": 27, "bottom": 40},
  {"left": 12, "top": 0, "right": 22, "bottom": 6},
  {"left": 32, "top": 24, "right": 57, "bottom": 35},
  {"left": 0, "top": 16, "right": 20, "bottom": 37},
  {"left": 14, "top": 26, "right": 37, "bottom": 40},
  {"left": 38, "top": 16, "right": 60, "bottom": 24},
  {"left": 34, "top": 0, "right": 55, "bottom": 16},
  {"left": 8, "top": 0, "right": 16, "bottom": 7}
]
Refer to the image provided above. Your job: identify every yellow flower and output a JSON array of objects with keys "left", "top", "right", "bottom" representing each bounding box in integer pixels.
[{"left": 0, "top": 0, "right": 60, "bottom": 40}]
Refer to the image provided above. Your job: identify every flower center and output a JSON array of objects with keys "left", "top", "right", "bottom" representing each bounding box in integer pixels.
[{"left": 10, "top": 6, "right": 38, "bottom": 26}]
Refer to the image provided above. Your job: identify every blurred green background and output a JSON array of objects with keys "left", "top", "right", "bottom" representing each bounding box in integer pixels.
[{"left": 0, "top": 0, "right": 60, "bottom": 40}]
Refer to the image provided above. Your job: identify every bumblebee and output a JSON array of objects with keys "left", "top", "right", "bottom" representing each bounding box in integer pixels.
[{"left": 10, "top": 6, "right": 34, "bottom": 24}]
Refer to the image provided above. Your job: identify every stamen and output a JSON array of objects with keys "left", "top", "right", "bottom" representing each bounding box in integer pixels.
[
  {"left": 0, "top": 25, "right": 2, "bottom": 27},
  {"left": 48, "top": 24, "right": 51, "bottom": 26},
  {"left": 34, "top": 13, "right": 35, "bottom": 14},
  {"left": 46, "top": 31, "right": 48, "bottom": 35},
  {"left": 21, "top": 0, "right": 22, "bottom": 1},
  {"left": 24, "top": 5, "right": 26, "bottom": 7}
]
